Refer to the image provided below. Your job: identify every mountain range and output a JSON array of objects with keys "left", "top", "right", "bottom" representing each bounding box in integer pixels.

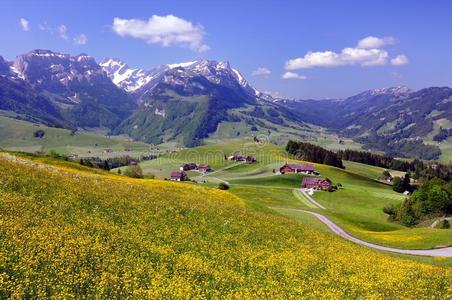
[
  {"left": 0, "top": 49, "right": 451, "bottom": 158},
  {"left": 281, "top": 86, "right": 452, "bottom": 159}
]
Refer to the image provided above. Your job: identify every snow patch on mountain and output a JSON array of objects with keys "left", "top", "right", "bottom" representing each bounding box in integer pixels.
[
  {"left": 100, "top": 58, "right": 160, "bottom": 93},
  {"left": 167, "top": 61, "right": 197, "bottom": 69}
]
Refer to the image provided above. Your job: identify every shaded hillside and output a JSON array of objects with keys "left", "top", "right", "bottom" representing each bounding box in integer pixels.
[{"left": 282, "top": 86, "right": 452, "bottom": 159}]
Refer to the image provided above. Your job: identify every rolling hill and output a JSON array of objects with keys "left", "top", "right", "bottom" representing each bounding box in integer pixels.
[
  {"left": 0, "top": 151, "right": 451, "bottom": 298},
  {"left": 130, "top": 140, "right": 452, "bottom": 251}
]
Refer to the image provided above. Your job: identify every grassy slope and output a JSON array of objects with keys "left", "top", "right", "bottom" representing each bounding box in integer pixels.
[
  {"left": 0, "top": 153, "right": 451, "bottom": 298},
  {"left": 141, "top": 140, "right": 452, "bottom": 251},
  {"left": 0, "top": 115, "right": 151, "bottom": 158}
]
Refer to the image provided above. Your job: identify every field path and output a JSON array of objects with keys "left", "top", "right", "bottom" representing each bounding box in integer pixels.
[
  {"left": 281, "top": 208, "right": 452, "bottom": 257},
  {"left": 299, "top": 188, "right": 326, "bottom": 209}
]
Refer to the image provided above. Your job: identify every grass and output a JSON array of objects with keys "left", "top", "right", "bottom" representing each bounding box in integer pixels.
[
  {"left": 132, "top": 140, "right": 452, "bottom": 251},
  {"left": 0, "top": 115, "right": 152, "bottom": 158},
  {"left": 0, "top": 152, "right": 451, "bottom": 298},
  {"left": 229, "top": 173, "right": 306, "bottom": 188},
  {"left": 342, "top": 160, "right": 406, "bottom": 181}
]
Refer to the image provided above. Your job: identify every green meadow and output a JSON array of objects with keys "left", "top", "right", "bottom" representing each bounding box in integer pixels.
[{"left": 136, "top": 139, "right": 451, "bottom": 252}]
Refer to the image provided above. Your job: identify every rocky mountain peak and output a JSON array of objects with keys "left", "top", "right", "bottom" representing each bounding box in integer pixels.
[{"left": 369, "top": 85, "right": 413, "bottom": 96}]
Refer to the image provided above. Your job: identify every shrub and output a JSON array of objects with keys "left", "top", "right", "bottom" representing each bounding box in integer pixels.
[
  {"left": 218, "top": 182, "right": 229, "bottom": 190},
  {"left": 123, "top": 165, "right": 144, "bottom": 179},
  {"left": 383, "top": 204, "right": 396, "bottom": 216},
  {"left": 437, "top": 219, "right": 450, "bottom": 229},
  {"left": 33, "top": 129, "right": 45, "bottom": 138}
]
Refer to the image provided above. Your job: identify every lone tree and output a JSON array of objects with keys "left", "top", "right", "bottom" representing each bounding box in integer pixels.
[
  {"left": 392, "top": 174, "right": 411, "bottom": 193},
  {"left": 33, "top": 129, "right": 45, "bottom": 138}
]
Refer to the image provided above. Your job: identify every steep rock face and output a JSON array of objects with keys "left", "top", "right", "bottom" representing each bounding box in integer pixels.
[
  {"left": 0, "top": 56, "right": 11, "bottom": 76},
  {"left": 100, "top": 58, "right": 166, "bottom": 94},
  {"left": 10, "top": 50, "right": 136, "bottom": 128}
]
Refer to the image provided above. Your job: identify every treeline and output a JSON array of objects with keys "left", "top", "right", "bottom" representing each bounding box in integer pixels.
[
  {"left": 357, "top": 134, "right": 441, "bottom": 160},
  {"left": 286, "top": 141, "right": 344, "bottom": 169},
  {"left": 79, "top": 155, "right": 156, "bottom": 171},
  {"left": 384, "top": 178, "right": 452, "bottom": 227},
  {"left": 337, "top": 149, "right": 413, "bottom": 171},
  {"left": 337, "top": 149, "right": 452, "bottom": 181}
]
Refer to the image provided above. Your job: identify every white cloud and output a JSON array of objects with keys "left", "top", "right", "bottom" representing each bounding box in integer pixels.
[
  {"left": 391, "top": 54, "right": 409, "bottom": 66},
  {"left": 39, "top": 23, "right": 87, "bottom": 45},
  {"left": 57, "top": 24, "right": 68, "bottom": 40},
  {"left": 282, "top": 71, "right": 307, "bottom": 80},
  {"left": 285, "top": 36, "right": 407, "bottom": 70},
  {"left": 73, "top": 34, "right": 88, "bottom": 45},
  {"left": 357, "top": 36, "right": 395, "bottom": 49},
  {"left": 112, "top": 15, "right": 209, "bottom": 52},
  {"left": 285, "top": 48, "right": 388, "bottom": 69},
  {"left": 252, "top": 67, "right": 271, "bottom": 76},
  {"left": 20, "top": 18, "right": 30, "bottom": 31}
]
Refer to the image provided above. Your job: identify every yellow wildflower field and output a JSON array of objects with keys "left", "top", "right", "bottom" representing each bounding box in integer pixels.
[{"left": 0, "top": 154, "right": 451, "bottom": 299}]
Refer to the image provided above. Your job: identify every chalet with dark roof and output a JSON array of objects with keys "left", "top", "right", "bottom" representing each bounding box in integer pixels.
[
  {"left": 246, "top": 155, "right": 257, "bottom": 164},
  {"left": 301, "top": 178, "right": 331, "bottom": 190},
  {"left": 280, "top": 163, "right": 316, "bottom": 174},
  {"left": 180, "top": 163, "right": 197, "bottom": 171},
  {"left": 228, "top": 151, "right": 245, "bottom": 161}
]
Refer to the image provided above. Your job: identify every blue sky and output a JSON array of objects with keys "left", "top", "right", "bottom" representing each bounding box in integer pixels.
[{"left": 2, "top": 0, "right": 452, "bottom": 98}]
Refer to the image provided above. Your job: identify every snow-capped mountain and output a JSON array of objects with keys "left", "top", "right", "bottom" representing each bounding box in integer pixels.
[
  {"left": 100, "top": 58, "right": 168, "bottom": 93},
  {"left": 101, "top": 58, "right": 269, "bottom": 102},
  {"left": 350, "top": 85, "right": 413, "bottom": 101}
]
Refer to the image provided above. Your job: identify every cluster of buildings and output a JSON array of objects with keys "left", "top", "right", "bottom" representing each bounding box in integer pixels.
[
  {"left": 169, "top": 163, "right": 212, "bottom": 181},
  {"left": 279, "top": 163, "right": 332, "bottom": 191},
  {"left": 226, "top": 152, "right": 257, "bottom": 164},
  {"left": 180, "top": 163, "right": 212, "bottom": 173},
  {"left": 301, "top": 177, "right": 332, "bottom": 190}
]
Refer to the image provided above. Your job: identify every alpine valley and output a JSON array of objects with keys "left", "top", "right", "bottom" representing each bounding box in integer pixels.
[{"left": 1, "top": 49, "right": 451, "bottom": 160}]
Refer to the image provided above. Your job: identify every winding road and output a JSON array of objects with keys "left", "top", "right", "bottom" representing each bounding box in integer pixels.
[{"left": 280, "top": 208, "right": 452, "bottom": 257}]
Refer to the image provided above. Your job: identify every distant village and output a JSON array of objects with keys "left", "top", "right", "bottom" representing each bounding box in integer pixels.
[{"left": 169, "top": 151, "right": 335, "bottom": 191}]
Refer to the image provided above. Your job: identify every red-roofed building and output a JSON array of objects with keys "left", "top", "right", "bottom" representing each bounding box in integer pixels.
[
  {"left": 197, "top": 164, "right": 211, "bottom": 173},
  {"left": 301, "top": 177, "right": 332, "bottom": 190},
  {"left": 280, "top": 163, "right": 316, "bottom": 174},
  {"left": 170, "top": 171, "right": 187, "bottom": 181}
]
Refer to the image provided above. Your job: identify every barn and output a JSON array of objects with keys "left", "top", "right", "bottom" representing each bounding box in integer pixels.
[
  {"left": 301, "top": 177, "right": 332, "bottom": 190},
  {"left": 170, "top": 171, "right": 187, "bottom": 181},
  {"left": 197, "top": 164, "right": 211, "bottom": 173},
  {"left": 280, "top": 163, "right": 316, "bottom": 174}
]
